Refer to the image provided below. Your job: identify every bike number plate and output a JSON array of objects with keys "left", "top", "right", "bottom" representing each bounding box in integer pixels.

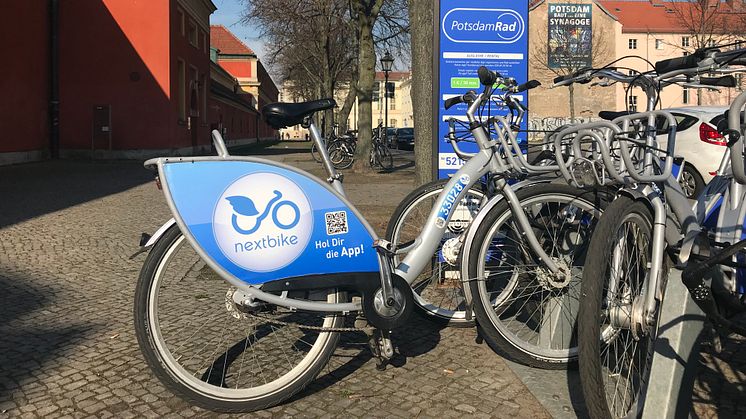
[{"left": 160, "top": 160, "right": 379, "bottom": 285}]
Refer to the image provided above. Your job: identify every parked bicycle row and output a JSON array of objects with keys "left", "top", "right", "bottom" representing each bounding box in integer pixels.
[
  {"left": 310, "top": 121, "right": 397, "bottom": 171},
  {"left": 132, "top": 44, "right": 746, "bottom": 417}
]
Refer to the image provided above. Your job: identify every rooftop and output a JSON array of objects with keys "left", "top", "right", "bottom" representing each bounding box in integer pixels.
[
  {"left": 596, "top": 0, "right": 746, "bottom": 34},
  {"left": 210, "top": 25, "right": 255, "bottom": 55}
]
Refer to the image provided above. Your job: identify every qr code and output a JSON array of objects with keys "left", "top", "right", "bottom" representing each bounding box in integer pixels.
[{"left": 325, "top": 211, "right": 348, "bottom": 235}]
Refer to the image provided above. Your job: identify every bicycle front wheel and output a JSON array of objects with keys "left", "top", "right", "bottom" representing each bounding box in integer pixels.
[
  {"left": 387, "top": 179, "right": 487, "bottom": 327},
  {"left": 578, "top": 196, "right": 665, "bottom": 419},
  {"left": 466, "top": 184, "right": 606, "bottom": 368},
  {"left": 134, "top": 225, "right": 343, "bottom": 412}
]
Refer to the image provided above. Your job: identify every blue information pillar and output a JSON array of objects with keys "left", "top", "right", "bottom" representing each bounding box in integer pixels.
[{"left": 434, "top": 1, "right": 530, "bottom": 179}]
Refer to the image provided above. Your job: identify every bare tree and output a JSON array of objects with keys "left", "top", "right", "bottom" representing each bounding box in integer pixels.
[
  {"left": 350, "top": 0, "right": 408, "bottom": 173},
  {"left": 242, "top": 0, "right": 357, "bottom": 134},
  {"left": 408, "top": 0, "right": 434, "bottom": 185},
  {"left": 667, "top": 0, "right": 746, "bottom": 104},
  {"left": 531, "top": 1, "right": 610, "bottom": 120}
]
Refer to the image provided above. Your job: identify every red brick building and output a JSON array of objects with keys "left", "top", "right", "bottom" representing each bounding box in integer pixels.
[{"left": 1, "top": 0, "right": 278, "bottom": 165}]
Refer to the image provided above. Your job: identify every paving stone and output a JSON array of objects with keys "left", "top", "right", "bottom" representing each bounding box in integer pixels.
[{"left": 0, "top": 150, "right": 733, "bottom": 419}]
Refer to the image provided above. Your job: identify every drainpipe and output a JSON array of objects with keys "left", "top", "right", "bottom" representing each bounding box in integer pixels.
[{"left": 49, "top": 0, "right": 60, "bottom": 158}]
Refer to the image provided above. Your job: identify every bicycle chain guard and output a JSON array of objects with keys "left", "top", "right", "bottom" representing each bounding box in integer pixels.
[{"left": 152, "top": 157, "right": 383, "bottom": 299}]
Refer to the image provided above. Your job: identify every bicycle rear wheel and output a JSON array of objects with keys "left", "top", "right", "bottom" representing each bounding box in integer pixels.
[
  {"left": 466, "top": 184, "right": 606, "bottom": 368},
  {"left": 387, "top": 179, "right": 487, "bottom": 326},
  {"left": 134, "top": 225, "right": 343, "bottom": 412},
  {"left": 578, "top": 196, "right": 665, "bottom": 418}
]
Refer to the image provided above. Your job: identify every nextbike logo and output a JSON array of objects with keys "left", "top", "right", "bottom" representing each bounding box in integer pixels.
[
  {"left": 213, "top": 172, "right": 313, "bottom": 272},
  {"left": 443, "top": 8, "right": 525, "bottom": 44}
]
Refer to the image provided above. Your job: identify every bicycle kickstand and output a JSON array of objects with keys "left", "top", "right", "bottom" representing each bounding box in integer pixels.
[{"left": 366, "top": 328, "right": 395, "bottom": 370}]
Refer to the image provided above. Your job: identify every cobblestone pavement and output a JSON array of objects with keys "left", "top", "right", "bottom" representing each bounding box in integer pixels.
[
  {"left": 0, "top": 144, "right": 549, "bottom": 418},
  {"left": 0, "top": 142, "right": 743, "bottom": 418}
]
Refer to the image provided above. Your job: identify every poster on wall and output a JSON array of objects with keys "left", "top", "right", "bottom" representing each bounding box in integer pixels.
[
  {"left": 547, "top": 3, "right": 592, "bottom": 69},
  {"left": 434, "top": 0, "right": 530, "bottom": 179}
]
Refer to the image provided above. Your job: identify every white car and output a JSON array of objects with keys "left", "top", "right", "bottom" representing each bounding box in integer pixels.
[{"left": 656, "top": 106, "right": 731, "bottom": 198}]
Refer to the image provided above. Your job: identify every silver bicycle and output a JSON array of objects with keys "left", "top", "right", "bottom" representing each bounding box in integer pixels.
[{"left": 550, "top": 49, "right": 746, "bottom": 418}]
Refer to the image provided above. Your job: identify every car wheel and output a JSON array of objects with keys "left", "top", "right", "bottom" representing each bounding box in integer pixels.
[{"left": 679, "top": 164, "right": 705, "bottom": 199}]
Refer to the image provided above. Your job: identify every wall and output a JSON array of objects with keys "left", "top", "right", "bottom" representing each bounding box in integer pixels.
[
  {"left": 528, "top": 1, "right": 619, "bottom": 121},
  {"left": 170, "top": 0, "right": 212, "bottom": 150},
  {"left": 59, "top": 0, "right": 172, "bottom": 151},
  {"left": 0, "top": 2, "right": 49, "bottom": 157},
  {"left": 616, "top": 32, "right": 737, "bottom": 110}
]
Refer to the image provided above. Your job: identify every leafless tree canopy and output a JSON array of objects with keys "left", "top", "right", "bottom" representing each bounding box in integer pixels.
[{"left": 668, "top": 0, "right": 746, "bottom": 51}]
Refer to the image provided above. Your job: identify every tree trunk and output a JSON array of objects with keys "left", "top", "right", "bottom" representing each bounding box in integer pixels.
[
  {"left": 568, "top": 84, "right": 576, "bottom": 122},
  {"left": 320, "top": 35, "right": 335, "bottom": 137},
  {"left": 337, "top": 80, "right": 358, "bottom": 133},
  {"left": 352, "top": 1, "right": 382, "bottom": 173},
  {"left": 409, "top": 0, "right": 434, "bottom": 186}
]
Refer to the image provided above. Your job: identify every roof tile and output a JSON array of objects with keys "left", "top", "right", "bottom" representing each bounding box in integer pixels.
[{"left": 210, "top": 25, "right": 255, "bottom": 55}]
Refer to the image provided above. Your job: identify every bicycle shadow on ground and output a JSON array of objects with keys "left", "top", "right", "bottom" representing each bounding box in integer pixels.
[
  {"left": 690, "top": 319, "right": 746, "bottom": 418},
  {"left": 285, "top": 314, "right": 446, "bottom": 404}
]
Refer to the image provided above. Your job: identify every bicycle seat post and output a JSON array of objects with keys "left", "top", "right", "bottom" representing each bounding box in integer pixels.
[
  {"left": 211, "top": 129, "right": 230, "bottom": 158},
  {"left": 305, "top": 116, "right": 345, "bottom": 195}
]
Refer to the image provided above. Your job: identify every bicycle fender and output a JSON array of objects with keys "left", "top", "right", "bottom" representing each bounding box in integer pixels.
[
  {"left": 458, "top": 177, "right": 553, "bottom": 306},
  {"left": 617, "top": 187, "right": 685, "bottom": 256},
  {"left": 152, "top": 156, "right": 381, "bottom": 288},
  {"left": 145, "top": 218, "right": 177, "bottom": 248}
]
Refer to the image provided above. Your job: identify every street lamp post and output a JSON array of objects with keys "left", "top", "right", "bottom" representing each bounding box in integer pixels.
[{"left": 380, "top": 51, "right": 394, "bottom": 147}]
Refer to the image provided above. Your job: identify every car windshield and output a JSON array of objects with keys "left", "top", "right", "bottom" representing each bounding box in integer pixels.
[{"left": 398, "top": 128, "right": 414, "bottom": 136}]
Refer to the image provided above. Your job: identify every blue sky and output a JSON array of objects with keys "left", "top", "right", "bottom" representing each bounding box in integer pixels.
[{"left": 210, "top": 0, "right": 269, "bottom": 64}]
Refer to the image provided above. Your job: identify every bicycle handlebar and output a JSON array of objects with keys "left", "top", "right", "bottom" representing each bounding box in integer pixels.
[
  {"left": 515, "top": 79, "right": 541, "bottom": 93},
  {"left": 444, "top": 90, "right": 477, "bottom": 110},
  {"left": 478, "top": 66, "right": 500, "bottom": 87}
]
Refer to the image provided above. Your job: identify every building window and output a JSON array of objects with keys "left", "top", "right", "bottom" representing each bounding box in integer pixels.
[
  {"left": 390, "top": 99, "right": 396, "bottom": 110},
  {"left": 202, "top": 31, "right": 208, "bottom": 54},
  {"left": 628, "top": 95, "right": 638, "bottom": 112},
  {"left": 682, "top": 36, "right": 690, "bottom": 47},
  {"left": 707, "top": 39, "right": 716, "bottom": 48},
  {"left": 628, "top": 39, "right": 637, "bottom": 50},
  {"left": 683, "top": 87, "right": 689, "bottom": 104},
  {"left": 188, "top": 20, "right": 198, "bottom": 47},
  {"left": 390, "top": 119, "right": 397, "bottom": 127},
  {"left": 177, "top": 59, "right": 186, "bottom": 120},
  {"left": 655, "top": 39, "right": 663, "bottom": 50},
  {"left": 189, "top": 66, "right": 199, "bottom": 117},
  {"left": 177, "top": 9, "right": 185, "bottom": 36}
]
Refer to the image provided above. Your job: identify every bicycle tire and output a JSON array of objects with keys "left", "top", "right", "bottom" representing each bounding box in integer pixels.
[
  {"left": 134, "top": 225, "right": 343, "bottom": 413},
  {"left": 310, "top": 142, "right": 322, "bottom": 163},
  {"left": 578, "top": 196, "right": 667, "bottom": 419},
  {"left": 386, "top": 179, "right": 487, "bottom": 327},
  {"left": 466, "top": 184, "right": 608, "bottom": 368},
  {"left": 379, "top": 144, "right": 394, "bottom": 171},
  {"left": 328, "top": 141, "right": 354, "bottom": 170}
]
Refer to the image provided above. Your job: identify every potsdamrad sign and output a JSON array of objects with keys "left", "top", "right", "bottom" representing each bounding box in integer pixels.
[
  {"left": 442, "top": 8, "right": 526, "bottom": 44},
  {"left": 434, "top": 0, "right": 529, "bottom": 179}
]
